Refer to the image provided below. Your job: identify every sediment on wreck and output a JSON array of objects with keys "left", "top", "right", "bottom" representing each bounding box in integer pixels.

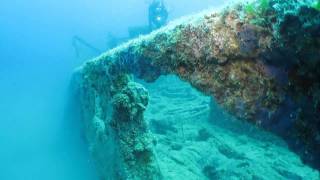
[{"left": 73, "top": 0, "right": 320, "bottom": 178}]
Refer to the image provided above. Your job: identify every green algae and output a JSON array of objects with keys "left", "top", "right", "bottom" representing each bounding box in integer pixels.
[
  {"left": 312, "top": 0, "right": 320, "bottom": 11},
  {"left": 244, "top": 0, "right": 271, "bottom": 25},
  {"left": 245, "top": 3, "right": 255, "bottom": 15},
  {"left": 244, "top": 0, "right": 270, "bottom": 15}
]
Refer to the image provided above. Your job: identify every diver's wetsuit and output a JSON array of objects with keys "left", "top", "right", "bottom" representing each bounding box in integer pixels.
[{"left": 148, "top": 0, "right": 168, "bottom": 30}]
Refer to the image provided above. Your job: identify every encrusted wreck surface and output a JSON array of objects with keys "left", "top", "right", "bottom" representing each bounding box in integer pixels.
[{"left": 73, "top": 0, "right": 320, "bottom": 179}]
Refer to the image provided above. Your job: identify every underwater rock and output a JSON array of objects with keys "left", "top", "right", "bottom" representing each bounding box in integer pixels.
[
  {"left": 196, "top": 128, "right": 211, "bottom": 141},
  {"left": 74, "top": 0, "right": 320, "bottom": 178},
  {"left": 202, "top": 165, "right": 218, "bottom": 179}
]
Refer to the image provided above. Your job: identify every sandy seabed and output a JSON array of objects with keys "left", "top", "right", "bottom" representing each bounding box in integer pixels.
[{"left": 141, "top": 75, "right": 320, "bottom": 180}]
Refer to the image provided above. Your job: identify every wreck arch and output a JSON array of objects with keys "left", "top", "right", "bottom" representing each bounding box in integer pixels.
[{"left": 75, "top": 0, "right": 320, "bottom": 178}]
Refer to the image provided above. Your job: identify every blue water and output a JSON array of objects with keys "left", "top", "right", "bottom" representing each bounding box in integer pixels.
[{"left": 0, "top": 0, "right": 226, "bottom": 179}]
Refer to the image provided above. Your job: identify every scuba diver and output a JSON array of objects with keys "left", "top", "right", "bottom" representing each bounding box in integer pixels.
[
  {"left": 128, "top": 0, "right": 169, "bottom": 38},
  {"left": 148, "top": 0, "right": 168, "bottom": 31},
  {"left": 73, "top": 0, "right": 169, "bottom": 60}
]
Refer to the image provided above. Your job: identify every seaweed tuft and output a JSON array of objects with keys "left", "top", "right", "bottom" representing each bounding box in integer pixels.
[
  {"left": 244, "top": 0, "right": 270, "bottom": 16},
  {"left": 312, "top": 0, "right": 320, "bottom": 11}
]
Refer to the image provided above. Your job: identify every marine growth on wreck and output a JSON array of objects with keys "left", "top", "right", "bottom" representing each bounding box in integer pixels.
[{"left": 73, "top": 0, "right": 320, "bottom": 179}]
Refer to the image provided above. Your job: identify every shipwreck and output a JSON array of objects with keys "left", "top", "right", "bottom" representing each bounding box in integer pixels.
[{"left": 71, "top": 0, "right": 320, "bottom": 179}]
